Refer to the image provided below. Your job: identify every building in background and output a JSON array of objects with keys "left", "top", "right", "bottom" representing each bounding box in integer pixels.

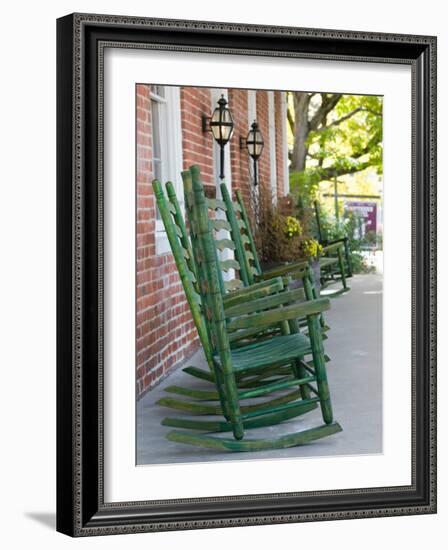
[{"left": 135, "top": 85, "right": 289, "bottom": 397}]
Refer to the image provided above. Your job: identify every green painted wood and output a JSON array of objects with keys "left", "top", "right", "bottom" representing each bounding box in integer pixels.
[
  {"left": 337, "top": 245, "right": 348, "bottom": 290},
  {"left": 226, "top": 298, "right": 330, "bottom": 331},
  {"left": 164, "top": 385, "right": 220, "bottom": 401},
  {"left": 260, "top": 261, "right": 309, "bottom": 279},
  {"left": 190, "top": 165, "right": 244, "bottom": 439},
  {"left": 227, "top": 326, "right": 276, "bottom": 344},
  {"left": 154, "top": 178, "right": 233, "bottom": 419},
  {"left": 323, "top": 241, "right": 345, "bottom": 253},
  {"left": 166, "top": 422, "right": 342, "bottom": 451},
  {"left": 165, "top": 181, "right": 193, "bottom": 267},
  {"left": 225, "top": 287, "right": 308, "bottom": 318},
  {"left": 154, "top": 166, "right": 341, "bottom": 450},
  {"left": 306, "top": 383, "right": 320, "bottom": 396},
  {"left": 182, "top": 169, "right": 227, "bottom": 299},
  {"left": 241, "top": 397, "right": 320, "bottom": 419},
  {"left": 215, "top": 238, "right": 236, "bottom": 251},
  {"left": 219, "top": 184, "right": 252, "bottom": 286},
  {"left": 211, "top": 218, "right": 232, "bottom": 232},
  {"left": 313, "top": 200, "right": 353, "bottom": 288},
  {"left": 161, "top": 402, "right": 317, "bottom": 432},
  {"left": 158, "top": 388, "right": 306, "bottom": 415},
  {"left": 307, "top": 311, "right": 334, "bottom": 424},
  {"left": 220, "top": 258, "right": 240, "bottom": 271},
  {"left": 238, "top": 375, "right": 316, "bottom": 399},
  {"left": 237, "top": 375, "right": 289, "bottom": 389},
  {"left": 224, "top": 279, "right": 244, "bottom": 291},
  {"left": 234, "top": 188, "right": 262, "bottom": 275},
  {"left": 182, "top": 362, "right": 297, "bottom": 387},
  {"left": 223, "top": 278, "right": 284, "bottom": 308},
  {"left": 182, "top": 366, "right": 215, "bottom": 382},
  {"left": 319, "top": 257, "right": 339, "bottom": 267}
]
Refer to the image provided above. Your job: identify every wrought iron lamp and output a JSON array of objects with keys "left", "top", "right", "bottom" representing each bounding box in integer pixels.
[
  {"left": 202, "top": 95, "right": 234, "bottom": 179},
  {"left": 241, "top": 120, "right": 264, "bottom": 186}
]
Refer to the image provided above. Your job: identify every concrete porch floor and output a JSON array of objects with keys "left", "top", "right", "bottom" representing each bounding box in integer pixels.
[{"left": 137, "top": 273, "right": 382, "bottom": 465}]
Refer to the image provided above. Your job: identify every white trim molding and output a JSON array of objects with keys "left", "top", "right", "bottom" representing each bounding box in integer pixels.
[
  {"left": 154, "top": 85, "right": 184, "bottom": 254},
  {"left": 268, "top": 91, "right": 278, "bottom": 203},
  {"left": 280, "top": 91, "right": 289, "bottom": 196}
]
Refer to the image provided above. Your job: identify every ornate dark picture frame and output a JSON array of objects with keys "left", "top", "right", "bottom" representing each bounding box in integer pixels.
[{"left": 56, "top": 13, "right": 437, "bottom": 536}]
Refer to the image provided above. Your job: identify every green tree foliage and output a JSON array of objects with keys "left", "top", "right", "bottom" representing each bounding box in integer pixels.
[{"left": 288, "top": 92, "right": 383, "bottom": 203}]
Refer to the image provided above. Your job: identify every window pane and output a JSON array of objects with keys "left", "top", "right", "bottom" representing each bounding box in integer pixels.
[{"left": 150, "top": 85, "right": 165, "bottom": 98}]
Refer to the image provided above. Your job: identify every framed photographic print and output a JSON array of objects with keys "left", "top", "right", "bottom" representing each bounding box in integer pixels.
[{"left": 56, "top": 13, "right": 437, "bottom": 536}]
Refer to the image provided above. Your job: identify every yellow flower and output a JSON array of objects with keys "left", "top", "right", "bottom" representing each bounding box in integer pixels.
[
  {"left": 302, "top": 239, "right": 323, "bottom": 258},
  {"left": 283, "top": 216, "right": 302, "bottom": 239}
]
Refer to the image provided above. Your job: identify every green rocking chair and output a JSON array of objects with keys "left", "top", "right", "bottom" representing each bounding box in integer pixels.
[
  {"left": 152, "top": 165, "right": 342, "bottom": 451},
  {"left": 313, "top": 200, "right": 352, "bottom": 293},
  {"left": 152, "top": 179, "right": 321, "bottom": 416}
]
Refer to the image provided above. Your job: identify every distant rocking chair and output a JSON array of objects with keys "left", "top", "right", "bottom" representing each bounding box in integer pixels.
[{"left": 313, "top": 200, "right": 353, "bottom": 294}]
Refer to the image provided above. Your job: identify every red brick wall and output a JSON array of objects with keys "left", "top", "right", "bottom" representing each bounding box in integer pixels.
[
  {"left": 180, "top": 87, "right": 215, "bottom": 192},
  {"left": 136, "top": 84, "right": 198, "bottom": 398},
  {"left": 228, "top": 89, "right": 252, "bottom": 214},
  {"left": 275, "top": 91, "right": 287, "bottom": 197},
  {"left": 256, "top": 91, "right": 272, "bottom": 202}
]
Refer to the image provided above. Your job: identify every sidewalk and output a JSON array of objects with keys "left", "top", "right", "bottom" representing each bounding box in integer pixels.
[{"left": 137, "top": 273, "right": 382, "bottom": 465}]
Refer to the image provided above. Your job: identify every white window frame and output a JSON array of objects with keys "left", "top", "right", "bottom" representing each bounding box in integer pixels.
[
  {"left": 150, "top": 86, "right": 184, "bottom": 255},
  {"left": 268, "top": 91, "right": 278, "bottom": 204}
]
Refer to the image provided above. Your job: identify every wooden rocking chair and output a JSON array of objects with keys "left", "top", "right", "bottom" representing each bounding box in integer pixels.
[
  {"left": 313, "top": 200, "right": 352, "bottom": 293},
  {"left": 153, "top": 178, "right": 329, "bottom": 414},
  {"left": 153, "top": 165, "right": 342, "bottom": 451},
  {"left": 152, "top": 179, "right": 322, "bottom": 417}
]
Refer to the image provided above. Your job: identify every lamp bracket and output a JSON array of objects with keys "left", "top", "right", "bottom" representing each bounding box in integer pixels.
[{"left": 202, "top": 114, "right": 211, "bottom": 133}]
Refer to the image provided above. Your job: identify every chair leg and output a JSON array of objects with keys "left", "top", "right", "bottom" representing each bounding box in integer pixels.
[
  {"left": 307, "top": 314, "right": 333, "bottom": 425},
  {"left": 337, "top": 246, "right": 348, "bottom": 290},
  {"left": 344, "top": 238, "right": 353, "bottom": 277},
  {"left": 293, "top": 358, "right": 311, "bottom": 400}
]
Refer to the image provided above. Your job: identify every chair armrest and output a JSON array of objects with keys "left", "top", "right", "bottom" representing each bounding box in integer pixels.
[
  {"left": 322, "top": 241, "right": 345, "bottom": 253},
  {"left": 225, "top": 287, "right": 307, "bottom": 317},
  {"left": 226, "top": 298, "right": 331, "bottom": 331},
  {"left": 255, "top": 260, "right": 308, "bottom": 280},
  {"left": 223, "top": 277, "right": 284, "bottom": 309},
  {"left": 322, "top": 236, "right": 348, "bottom": 247}
]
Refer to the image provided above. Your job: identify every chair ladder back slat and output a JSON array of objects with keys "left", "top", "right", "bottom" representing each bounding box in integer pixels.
[
  {"left": 235, "top": 189, "right": 262, "bottom": 276},
  {"left": 219, "top": 183, "right": 252, "bottom": 286}
]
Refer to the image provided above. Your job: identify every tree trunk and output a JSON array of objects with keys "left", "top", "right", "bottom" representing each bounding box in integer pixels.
[{"left": 290, "top": 93, "right": 310, "bottom": 172}]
